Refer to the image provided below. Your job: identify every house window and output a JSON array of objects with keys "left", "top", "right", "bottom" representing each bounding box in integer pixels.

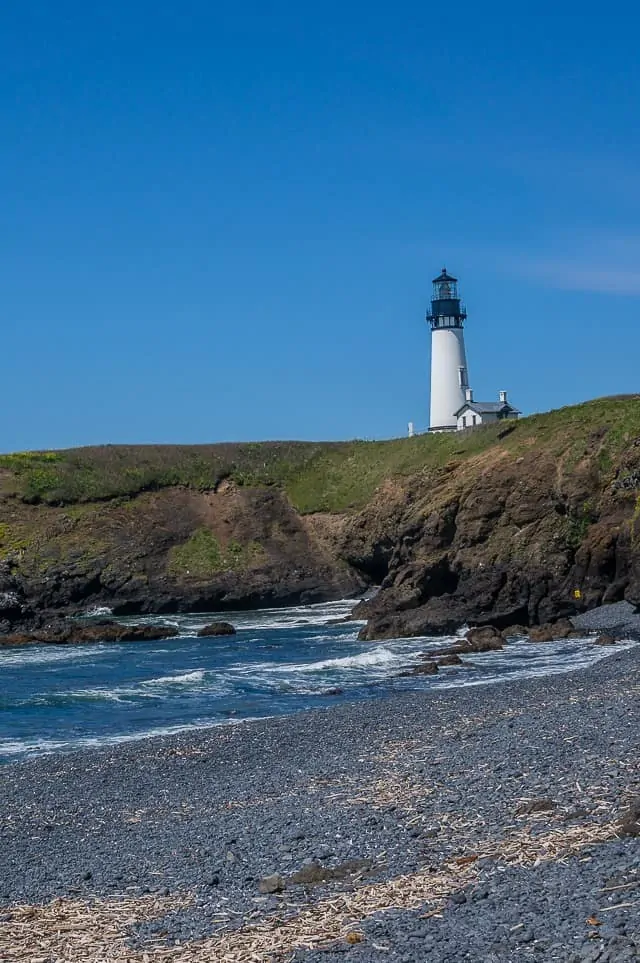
[
  {"left": 462, "top": 415, "right": 467, "bottom": 428},
  {"left": 472, "top": 415, "right": 477, "bottom": 425}
]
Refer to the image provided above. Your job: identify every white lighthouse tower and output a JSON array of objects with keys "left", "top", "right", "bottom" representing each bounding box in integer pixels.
[{"left": 427, "top": 268, "right": 469, "bottom": 431}]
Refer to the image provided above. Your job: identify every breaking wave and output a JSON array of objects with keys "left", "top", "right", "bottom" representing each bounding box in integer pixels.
[
  {"left": 141, "top": 669, "right": 207, "bottom": 686},
  {"left": 260, "top": 646, "right": 412, "bottom": 674}
]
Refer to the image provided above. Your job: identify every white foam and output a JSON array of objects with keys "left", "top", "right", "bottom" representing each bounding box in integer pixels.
[
  {"left": 0, "top": 645, "right": 107, "bottom": 667},
  {"left": 0, "top": 715, "right": 271, "bottom": 759},
  {"left": 172, "top": 598, "right": 365, "bottom": 634},
  {"left": 58, "top": 686, "right": 162, "bottom": 703},
  {"left": 435, "top": 638, "right": 638, "bottom": 689},
  {"left": 141, "top": 670, "right": 206, "bottom": 686},
  {"left": 265, "top": 646, "right": 406, "bottom": 674},
  {"left": 83, "top": 606, "right": 114, "bottom": 617},
  {"left": 58, "top": 670, "right": 223, "bottom": 703}
]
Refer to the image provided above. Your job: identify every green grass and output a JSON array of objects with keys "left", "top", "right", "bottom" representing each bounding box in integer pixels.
[
  {"left": 0, "top": 520, "right": 35, "bottom": 557},
  {"left": 1, "top": 395, "right": 639, "bottom": 513},
  {"left": 566, "top": 499, "right": 598, "bottom": 550},
  {"left": 167, "top": 529, "right": 266, "bottom": 578}
]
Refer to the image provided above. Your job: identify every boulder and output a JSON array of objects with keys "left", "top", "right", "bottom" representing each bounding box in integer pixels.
[
  {"left": 594, "top": 634, "right": 617, "bottom": 646},
  {"left": 501, "top": 624, "right": 529, "bottom": 639},
  {"left": 435, "top": 654, "right": 464, "bottom": 666},
  {"left": 527, "top": 624, "right": 556, "bottom": 643},
  {"left": 258, "top": 873, "right": 286, "bottom": 894},
  {"left": 197, "top": 622, "right": 237, "bottom": 638},
  {"left": 617, "top": 797, "right": 640, "bottom": 837},
  {"left": 528, "top": 618, "right": 578, "bottom": 643},
  {"left": 117, "top": 624, "right": 179, "bottom": 643},
  {"left": 464, "top": 625, "right": 504, "bottom": 651},
  {"left": 397, "top": 660, "right": 439, "bottom": 677},
  {"left": 289, "top": 859, "right": 372, "bottom": 887}
]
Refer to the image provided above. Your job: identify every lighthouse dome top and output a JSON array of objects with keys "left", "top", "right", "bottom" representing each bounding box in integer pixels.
[{"left": 432, "top": 267, "right": 458, "bottom": 284}]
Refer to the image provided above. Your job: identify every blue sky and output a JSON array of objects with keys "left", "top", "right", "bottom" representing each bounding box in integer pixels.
[{"left": 2, "top": 1, "right": 639, "bottom": 449}]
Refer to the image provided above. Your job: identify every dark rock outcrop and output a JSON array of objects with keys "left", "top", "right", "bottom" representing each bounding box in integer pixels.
[
  {"left": 197, "top": 622, "right": 237, "bottom": 638},
  {"left": 0, "top": 620, "right": 178, "bottom": 647}
]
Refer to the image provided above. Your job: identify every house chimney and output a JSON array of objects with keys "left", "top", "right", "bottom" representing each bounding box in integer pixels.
[
  {"left": 499, "top": 390, "right": 507, "bottom": 404},
  {"left": 465, "top": 388, "right": 473, "bottom": 402}
]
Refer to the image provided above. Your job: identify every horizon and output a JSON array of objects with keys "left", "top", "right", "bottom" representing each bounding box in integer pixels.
[
  {"left": 2, "top": 2, "right": 640, "bottom": 450},
  {"left": 2, "top": 391, "right": 638, "bottom": 456}
]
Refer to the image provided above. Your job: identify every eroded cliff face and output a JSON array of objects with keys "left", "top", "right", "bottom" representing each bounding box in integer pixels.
[
  {"left": 0, "top": 484, "right": 367, "bottom": 629},
  {"left": 1, "top": 398, "right": 639, "bottom": 636},
  {"left": 346, "top": 426, "right": 640, "bottom": 639}
]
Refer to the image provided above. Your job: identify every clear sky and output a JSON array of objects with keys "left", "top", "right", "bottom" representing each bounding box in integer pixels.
[{"left": 2, "top": 1, "right": 639, "bottom": 450}]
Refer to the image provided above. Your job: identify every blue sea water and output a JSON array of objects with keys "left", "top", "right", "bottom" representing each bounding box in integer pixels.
[{"left": 0, "top": 599, "right": 634, "bottom": 763}]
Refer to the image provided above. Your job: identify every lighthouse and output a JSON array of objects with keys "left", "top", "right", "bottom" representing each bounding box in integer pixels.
[{"left": 427, "top": 268, "right": 469, "bottom": 432}]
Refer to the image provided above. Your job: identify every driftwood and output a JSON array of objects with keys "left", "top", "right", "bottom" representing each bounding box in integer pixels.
[{"left": 0, "top": 821, "right": 619, "bottom": 963}]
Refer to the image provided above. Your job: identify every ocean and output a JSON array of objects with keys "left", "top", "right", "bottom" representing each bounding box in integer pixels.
[{"left": 0, "top": 598, "right": 634, "bottom": 763}]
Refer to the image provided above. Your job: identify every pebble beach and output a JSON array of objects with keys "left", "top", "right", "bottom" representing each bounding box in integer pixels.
[{"left": 1, "top": 622, "right": 638, "bottom": 962}]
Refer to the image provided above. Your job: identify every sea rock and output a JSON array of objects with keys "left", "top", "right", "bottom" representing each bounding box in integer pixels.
[
  {"left": 397, "top": 660, "right": 439, "bottom": 677},
  {"left": 116, "top": 624, "right": 180, "bottom": 643},
  {"left": 594, "top": 633, "right": 617, "bottom": 646},
  {"left": 435, "top": 654, "right": 464, "bottom": 666},
  {"left": 0, "top": 632, "right": 34, "bottom": 647},
  {"left": 197, "top": 622, "right": 237, "bottom": 638},
  {"left": 258, "top": 873, "right": 286, "bottom": 894},
  {"left": 527, "top": 618, "right": 581, "bottom": 643},
  {"left": 464, "top": 625, "right": 504, "bottom": 651},
  {"left": 0, "top": 620, "right": 179, "bottom": 647},
  {"left": 501, "top": 624, "right": 529, "bottom": 638}
]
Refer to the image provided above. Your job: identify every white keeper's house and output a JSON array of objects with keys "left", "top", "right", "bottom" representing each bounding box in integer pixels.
[{"left": 426, "top": 268, "right": 520, "bottom": 432}]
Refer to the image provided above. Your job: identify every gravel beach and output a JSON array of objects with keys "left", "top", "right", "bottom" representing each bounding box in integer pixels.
[{"left": 1, "top": 640, "right": 638, "bottom": 962}]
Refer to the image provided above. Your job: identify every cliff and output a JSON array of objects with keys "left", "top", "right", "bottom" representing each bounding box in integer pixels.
[{"left": 1, "top": 396, "right": 639, "bottom": 635}]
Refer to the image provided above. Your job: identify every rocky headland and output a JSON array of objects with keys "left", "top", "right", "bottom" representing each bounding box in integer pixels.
[{"left": 1, "top": 395, "right": 640, "bottom": 640}]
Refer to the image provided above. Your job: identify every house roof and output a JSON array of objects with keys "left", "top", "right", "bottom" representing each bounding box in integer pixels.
[{"left": 454, "top": 401, "right": 522, "bottom": 417}]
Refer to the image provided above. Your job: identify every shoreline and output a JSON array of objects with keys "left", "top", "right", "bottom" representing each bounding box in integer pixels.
[
  {"left": 1, "top": 644, "right": 638, "bottom": 961},
  {"left": 2, "top": 631, "right": 637, "bottom": 767}
]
